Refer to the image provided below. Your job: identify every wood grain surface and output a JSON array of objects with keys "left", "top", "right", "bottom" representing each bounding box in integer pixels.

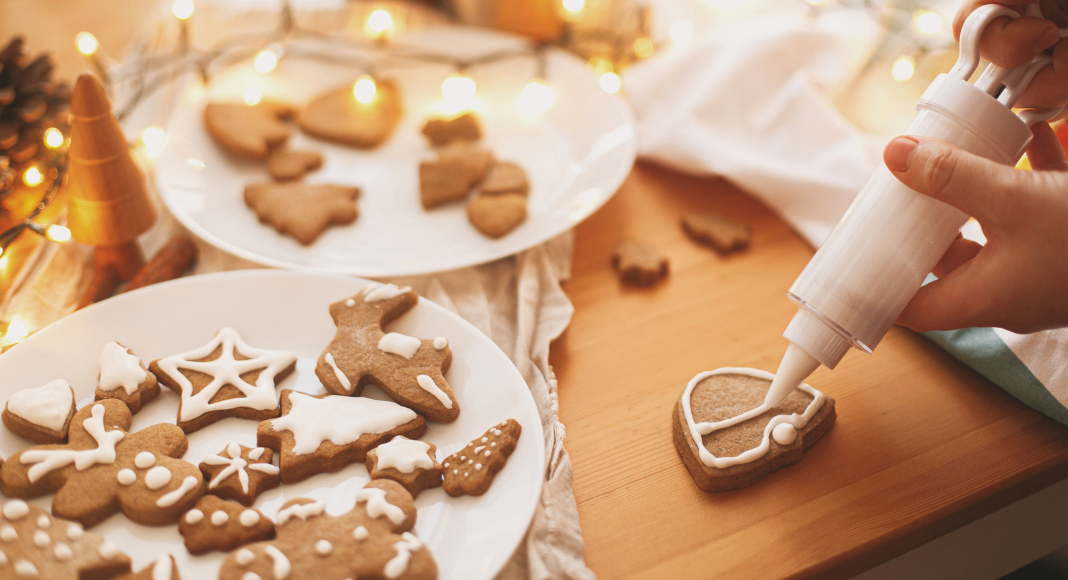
[{"left": 552, "top": 162, "right": 1068, "bottom": 579}]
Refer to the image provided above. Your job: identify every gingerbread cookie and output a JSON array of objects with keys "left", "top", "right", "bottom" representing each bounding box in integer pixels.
[
  {"left": 258, "top": 390, "right": 426, "bottom": 484},
  {"left": 437, "top": 141, "right": 494, "bottom": 181},
  {"left": 673, "top": 368, "right": 836, "bottom": 491},
  {"left": 95, "top": 342, "right": 160, "bottom": 414},
  {"left": 204, "top": 101, "right": 295, "bottom": 159},
  {"left": 612, "top": 239, "right": 669, "bottom": 286},
  {"left": 479, "top": 161, "right": 529, "bottom": 196},
  {"left": 150, "top": 327, "right": 297, "bottom": 434},
  {"left": 3, "top": 379, "right": 76, "bottom": 444},
  {"left": 0, "top": 399, "right": 206, "bottom": 527},
  {"left": 298, "top": 79, "right": 402, "bottom": 148},
  {"left": 218, "top": 480, "right": 436, "bottom": 580},
  {"left": 0, "top": 500, "right": 133, "bottom": 579},
  {"left": 366, "top": 436, "right": 442, "bottom": 498},
  {"left": 199, "top": 441, "right": 280, "bottom": 506},
  {"left": 681, "top": 213, "right": 750, "bottom": 254},
  {"left": 442, "top": 419, "right": 521, "bottom": 497},
  {"left": 467, "top": 193, "right": 527, "bottom": 239},
  {"left": 267, "top": 149, "right": 323, "bottom": 181},
  {"left": 116, "top": 555, "right": 179, "bottom": 580},
  {"left": 421, "top": 112, "right": 480, "bottom": 146},
  {"left": 244, "top": 181, "right": 361, "bottom": 245},
  {"left": 418, "top": 157, "right": 483, "bottom": 209},
  {"left": 315, "top": 283, "right": 459, "bottom": 422},
  {"left": 179, "top": 495, "right": 275, "bottom": 555}
]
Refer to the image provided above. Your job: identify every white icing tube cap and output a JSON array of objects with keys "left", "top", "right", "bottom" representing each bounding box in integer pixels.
[
  {"left": 766, "top": 308, "right": 853, "bottom": 406},
  {"left": 765, "top": 345, "right": 821, "bottom": 408}
]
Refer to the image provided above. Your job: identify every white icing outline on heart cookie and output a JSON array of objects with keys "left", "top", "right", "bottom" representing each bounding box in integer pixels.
[{"left": 682, "top": 367, "right": 825, "bottom": 469}]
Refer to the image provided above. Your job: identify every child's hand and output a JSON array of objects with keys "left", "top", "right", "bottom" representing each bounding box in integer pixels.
[
  {"left": 883, "top": 122, "right": 1068, "bottom": 334},
  {"left": 953, "top": 0, "right": 1066, "bottom": 109}
]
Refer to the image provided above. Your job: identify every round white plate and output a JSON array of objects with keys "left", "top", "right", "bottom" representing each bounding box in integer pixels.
[
  {"left": 0, "top": 270, "right": 543, "bottom": 579},
  {"left": 156, "top": 25, "right": 636, "bottom": 277}
]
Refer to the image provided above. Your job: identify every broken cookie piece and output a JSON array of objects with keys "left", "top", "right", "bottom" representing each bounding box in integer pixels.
[
  {"left": 421, "top": 112, "right": 481, "bottom": 146},
  {"left": 681, "top": 213, "right": 750, "bottom": 254},
  {"left": 479, "top": 161, "right": 529, "bottom": 196},
  {"left": 418, "top": 157, "right": 483, "bottom": 209},
  {"left": 267, "top": 149, "right": 323, "bottom": 181},
  {"left": 612, "top": 239, "right": 668, "bottom": 286}
]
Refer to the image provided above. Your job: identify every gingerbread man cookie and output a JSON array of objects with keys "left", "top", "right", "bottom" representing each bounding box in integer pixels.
[
  {"left": 150, "top": 327, "right": 297, "bottom": 433},
  {"left": 0, "top": 500, "right": 133, "bottom": 579},
  {"left": 366, "top": 436, "right": 442, "bottom": 498},
  {"left": 204, "top": 101, "right": 295, "bottom": 159},
  {"left": 315, "top": 283, "right": 459, "bottom": 423},
  {"left": 244, "top": 181, "right": 361, "bottom": 245},
  {"left": 179, "top": 495, "right": 275, "bottom": 555},
  {"left": 421, "top": 112, "right": 481, "bottom": 146},
  {"left": 95, "top": 342, "right": 160, "bottom": 414},
  {"left": 116, "top": 555, "right": 180, "bottom": 580},
  {"left": 258, "top": 390, "right": 426, "bottom": 484},
  {"left": 0, "top": 399, "right": 206, "bottom": 527},
  {"left": 218, "top": 480, "right": 436, "bottom": 580},
  {"left": 3, "top": 378, "right": 76, "bottom": 444},
  {"left": 442, "top": 419, "right": 521, "bottom": 497},
  {"left": 199, "top": 441, "right": 280, "bottom": 506}
]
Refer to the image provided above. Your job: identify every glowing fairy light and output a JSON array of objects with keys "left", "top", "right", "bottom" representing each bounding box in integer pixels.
[
  {"left": 76, "top": 32, "right": 99, "bottom": 56},
  {"left": 44, "top": 128, "right": 64, "bottom": 149},
  {"left": 22, "top": 166, "right": 44, "bottom": 187},
  {"left": 254, "top": 49, "right": 278, "bottom": 73},
  {"left": 173, "top": 0, "right": 195, "bottom": 20},
  {"left": 563, "top": 0, "right": 585, "bottom": 12},
  {"left": 3, "top": 319, "right": 30, "bottom": 344},
  {"left": 599, "top": 72, "right": 621, "bottom": 94},
  {"left": 243, "top": 87, "right": 262, "bottom": 106},
  {"left": 45, "top": 224, "right": 72, "bottom": 243},
  {"left": 633, "top": 38, "right": 655, "bottom": 59},
  {"left": 366, "top": 9, "right": 394, "bottom": 38},
  {"left": 519, "top": 79, "right": 555, "bottom": 116},
  {"left": 670, "top": 20, "right": 693, "bottom": 45},
  {"left": 891, "top": 55, "right": 916, "bottom": 82},
  {"left": 141, "top": 126, "right": 166, "bottom": 158},
  {"left": 441, "top": 74, "right": 476, "bottom": 105},
  {"left": 914, "top": 10, "right": 943, "bottom": 35},
  {"left": 353, "top": 75, "right": 377, "bottom": 104}
]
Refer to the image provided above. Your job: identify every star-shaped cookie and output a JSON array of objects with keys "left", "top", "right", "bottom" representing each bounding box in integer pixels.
[
  {"left": 199, "top": 441, "right": 280, "bottom": 506},
  {"left": 611, "top": 239, "right": 669, "bottom": 285}
]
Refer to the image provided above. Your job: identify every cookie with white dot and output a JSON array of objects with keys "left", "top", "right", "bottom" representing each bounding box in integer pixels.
[
  {"left": 95, "top": 342, "right": 160, "bottom": 414},
  {"left": 115, "top": 554, "right": 180, "bottom": 580},
  {"left": 442, "top": 419, "right": 521, "bottom": 497},
  {"left": 199, "top": 441, "right": 280, "bottom": 506},
  {"left": 366, "top": 436, "right": 442, "bottom": 498},
  {"left": 178, "top": 495, "right": 275, "bottom": 555},
  {"left": 2, "top": 379, "right": 77, "bottom": 444},
  {"left": 0, "top": 499, "right": 132, "bottom": 579}
]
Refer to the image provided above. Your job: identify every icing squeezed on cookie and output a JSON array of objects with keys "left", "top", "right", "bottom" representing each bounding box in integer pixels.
[
  {"left": 270, "top": 393, "right": 417, "bottom": 455},
  {"left": 354, "top": 487, "right": 405, "bottom": 525},
  {"left": 373, "top": 437, "right": 434, "bottom": 474},
  {"left": 323, "top": 353, "right": 351, "bottom": 391},
  {"left": 415, "top": 375, "right": 452, "bottom": 410},
  {"left": 20, "top": 405, "right": 124, "bottom": 482},
  {"left": 378, "top": 333, "right": 422, "bottom": 359},
  {"left": 98, "top": 342, "right": 148, "bottom": 395},
  {"left": 7, "top": 379, "right": 73, "bottom": 432},
  {"left": 384, "top": 532, "right": 423, "bottom": 579},
  {"left": 363, "top": 283, "right": 411, "bottom": 302}
]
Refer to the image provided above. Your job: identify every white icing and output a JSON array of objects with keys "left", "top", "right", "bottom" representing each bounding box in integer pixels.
[
  {"left": 0, "top": 526, "right": 13, "bottom": 541},
  {"left": 433, "top": 337, "right": 448, "bottom": 350},
  {"left": 211, "top": 510, "right": 229, "bottom": 526},
  {"left": 152, "top": 555, "right": 172, "bottom": 580},
  {"left": 481, "top": 437, "right": 488, "bottom": 443},
  {"left": 265, "top": 545, "right": 290, "bottom": 579},
  {"left": 240, "top": 509, "right": 260, "bottom": 527},
  {"left": 772, "top": 422, "right": 798, "bottom": 445},
  {"left": 145, "top": 466, "right": 172, "bottom": 490},
  {"left": 14, "top": 560, "right": 37, "bottom": 576},
  {"left": 484, "top": 451, "right": 491, "bottom": 457},
  {"left": 99, "top": 542, "right": 119, "bottom": 558},
  {"left": 2, "top": 501, "right": 28, "bottom": 520},
  {"left": 276, "top": 500, "right": 324, "bottom": 525},
  {"left": 33, "top": 530, "right": 48, "bottom": 547},
  {"left": 185, "top": 509, "right": 204, "bottom": 524},
  {"left": 353, "top": 526, "right": 368, "bottom": 540},
  {"left": 67, "top": 525, "right": 82, "bottom": 540},
  {"left": 476, "top": 463, "right": 482, "bottom": 469},
  {"left": 323, "top": 353, "right": 351, "bottom": 392},
  {"left": 491, "top": 442, "right": 496, "bottom": 447},
  {"left": 247, "top": 447, "right": 265, "bottom": 461},
  {"left": 135, "top": 451, "right": 155, "bottom": 469},
  {"left": 374, "top": 437, "right": 433, "bottom": 474},
  {"left": 384, "top": 532, "right": 422, "bottom": 579},
  {"left": 474, "top": 446, "right": 484, "bottom": 453},
  {"left": 682, "top": 368, "right": 825, "bottom": 468},
  {"left": 155, "top": 328, "right": 296, "bottom": 422},
  {"left": 118, "top": 468, "right": 136, "bottom": 485},
  {"left": 415, "top": 375, "right": 452, "bottom": 410},
  {"left": 242, "top": 573, "right": 261, "bottom": 580},
  {"left": 20, "top": 405, "right": 125, "bottom": 483},
  {"left": 270, "top": 393, "right": 417, "bottom": 455},
  {"left": 315, "top": 539, "right": 332, "bottom": 555},
  {"left": 157, "top": 476, "right": 199, "bottom": 507},
  {"left": 377, "top": 333, "right": 422, "bottom": 359},
  {"left": 249, "top": 463, "right": 278, "bottom": 475},
  {"left": 6, "top": 379, "right": 72, "bottom": 432},
  {"left": 354, "top": 487, "right": 405, "bottom": 525},
  {"left": 500, "top": 420, "right": 508, "bottom": 426},
  {"left": 492, "top": 429, "right": 502, "bottom": 436},
  {"left": 54, "top": 543, "right": 73, "bottom": 560},
  {"left": 98, "top": 342, "right": 148, "bottom": 395},
  {"left": 362, "top": 283, "right": 411, "bottom": 302},
  {"left": 203, "top": 442, "right": 250, "bottom": 493},
  {"left": 235, "top": 548, "right": 255, "bottom": 565},
  {"left": 35, "top": 515, "right": 49, "bottom": 528},
  {"left": 344, "top": 299, "right": 356, "bottom": 307}
]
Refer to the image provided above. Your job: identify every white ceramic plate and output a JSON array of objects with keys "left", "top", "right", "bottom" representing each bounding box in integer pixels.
[
  {"left": 0, "top": 270, "right": 543, "bottom": 579},
  {"left": 156, "top": 25, "right": 636, "bottom": 277}
]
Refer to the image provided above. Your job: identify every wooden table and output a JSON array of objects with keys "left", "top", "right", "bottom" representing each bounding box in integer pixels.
[{"left": 551, "top": 162, "right": 1068, "bottom": 579}]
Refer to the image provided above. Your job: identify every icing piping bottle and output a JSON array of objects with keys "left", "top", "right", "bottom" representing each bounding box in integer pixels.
[{"left": 764, "top": 3, "right": 1065, "bottom": 406}]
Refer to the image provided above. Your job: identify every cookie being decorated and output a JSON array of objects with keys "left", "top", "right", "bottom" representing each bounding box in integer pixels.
[
  {"left": 366, "top": 436, "right": 442, "bottom": 498},
  {"left": 0, "top": 399, "right": 206, "bottom": 527},
  {"left": 298, "top": 79, "right": 403, "bottom": 149},
  {"left": 315, "top": 283, "right": 459, "bottom": 422},
  {"left": 218, "top": 480, "right": 436, "bottom": 580},
  {"left": 442, "top": 419, "right": 521, "bottom": 497},
  {"left": 150, "top": 327, "right": 297, "bottom": 433},
  {"left": 244, "top": 181, "right": 361, "bottom": 245},
  {"left": 95, "top": 342, "right": 160, "bottom": 414},
  {"left": 179, "top": 495, "right": 275, "bottom": 555},
  {"left": 258, "top": 390, "right": 426, "bottom": 484},
  {"left": 421, "top": 112, "right": 480, "bottom": 146},
  {"left": 204, "top": 101, "right": 295, "bottom": 159},
  {"left": 673, "top": 368, "right": 836, "bottom": 491},
  {"left": 116, "top": 555, "right": 179, "bottom": 580},
  {"left": 3, "top": 379, "right": 76, "bottom": 444},
  {"left": 199, "top": 441, "right": 280, "bottom": 506}
]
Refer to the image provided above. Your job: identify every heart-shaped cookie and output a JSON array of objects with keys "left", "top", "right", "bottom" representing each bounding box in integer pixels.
[
  {"left": 2, "top": 379, "right": 76, "bottom": 444},
  {"left": 267, "top": 149, "right": 323, "bottom": 181},
  {"left": 298, "top": 79, "right": 402, "bottom": 149},
  {"left": 672, "top": 368, "right": 835, "bottom": 491},
  {"left": 466, "top": 193, "right": 527, "bottom": 239},
  {"left": 204, "top": 102, "right": 295, "bottom": 159}
]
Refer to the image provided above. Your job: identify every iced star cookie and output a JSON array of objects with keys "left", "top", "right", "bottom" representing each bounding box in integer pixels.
[
  {"left": 150, "top": 328, "right": 297, "bottom": 433},
  {"left": 3, "top": 379, "right": 76, "bottom": 443},
  {"left": 179, "top": 495, "right": 275, "bottom": 555},
  {"left": 258, "top": 390, "right": 426, "bottom": 484},
  {"left": 0, "top": 500, "right": 133, "bottom": 579},
  {"left": 218, "top": 480, "right": 436, "bottom": 580},
  {"left": 0, "top": 399, "right": 206, "bottom": 527},
  {"left": 315, "top": 283, "right": 459, "bottom": 423},
  {"left": 442, "top": 419, "right": 521, "bottom": 497},
  {"left": 116, "top": 555, "right": 179, "bottom": 580},
  {"left": 199, "top": 441, "right": 280, "bottom": 506},
  {"left": 95, "top": 342, "right": 160, "bottom": 414},
  {"left": 366, "top": 436, "right": 442, "bottom": 498},
  {"left": 673, "top": 368, "right": 836, "bottom": 491}
]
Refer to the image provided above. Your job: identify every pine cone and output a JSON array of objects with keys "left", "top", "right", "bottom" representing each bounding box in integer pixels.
[{"left": 0, "top": 36, "right": 72, "bottom": 172}]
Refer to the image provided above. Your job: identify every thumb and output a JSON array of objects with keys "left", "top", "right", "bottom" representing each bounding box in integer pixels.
[{"left": 883, "top": 136, "right": 1020, "bottom": 225}]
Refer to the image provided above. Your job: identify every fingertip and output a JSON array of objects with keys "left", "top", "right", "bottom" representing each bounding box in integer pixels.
[
  {"left": 884, "top": 136, "right": 918, "bottom": 173},
  {"left": 980, "top": 17, "right": 1059, "bottom": 68}
]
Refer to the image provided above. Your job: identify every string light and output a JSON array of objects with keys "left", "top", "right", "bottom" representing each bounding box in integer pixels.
[
  {"left": 3, "top": 319, "right": 30, "bottom": 344},
  {"left": 914, "top": 10, "right": 943, "bottom": 35},
  {"left": 22, "top": 167, "right": 44, "bottom": 187},
  {"left": 243, "top": 87, "right": 262, "bottom": 105},
  {"left": 519, "top": 79, "right": 555, "bottom": 117},
  {"left": 173, "top": 0, "right": 195, "bottom": 20},
  {"left": 45, "top": 224, "right": 71, "bottom": 243},
  {"left": 669, "top": 21, "right": 693, "bottom": 45},
  {"left": 563, "top": 0, "right": 585, "bottom": 13},
  {"left": 365, "top": 9, "right": 394, "bottom": 39},
  {"left": 633, "top": 38, "right": 655, "bottom": 59},
  {"left": 442, "top": 73, "right": 476, "bottom": 105},
  {"left": 43, "top": 128, "right": 64, "bottom": 149},
  {"left": 254, "top": 49, "right": 278, "bottom": 74},
  {"left": 892, "top": 55, "right": 916, "bottom": 82},
  {"left": 599, "top": 72, "right": 621, "bottom": 94},
  {"left": 353, "top": 75, "right": 377, "bottom": 104},
  {"left": 75, "top": 32, "right": 99, "bottom": 56},
  {"left": 141, "top": 126, "right": 166, "bottom": 158}
]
